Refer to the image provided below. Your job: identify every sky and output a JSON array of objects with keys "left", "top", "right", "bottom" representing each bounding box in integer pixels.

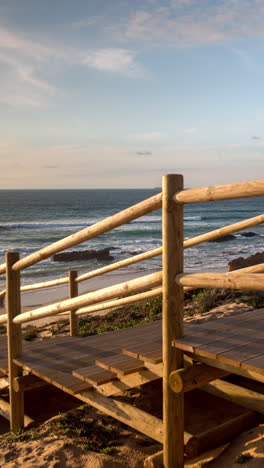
[{"left": 0, "top": 0, "right": 264, "bottom": 189}]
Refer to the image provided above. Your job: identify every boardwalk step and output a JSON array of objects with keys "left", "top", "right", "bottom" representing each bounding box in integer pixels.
[
  {"left": 73, "top": 365, "right": 117, "bottom": 386},
  {"left": 95, "top": 354, "right": 145, "bottom": 376},
  {"left": 122, "top": 339, "right": 162, "bottom": 364}
]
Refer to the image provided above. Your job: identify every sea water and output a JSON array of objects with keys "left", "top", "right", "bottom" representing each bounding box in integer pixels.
[{"left": 0, "top": 189, "right": 263, "bottom": 289}]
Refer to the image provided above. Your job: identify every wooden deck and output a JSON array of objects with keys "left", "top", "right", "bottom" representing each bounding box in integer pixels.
[
  {"left": 173, "top": 308, "right": 264, "bottom": 383},
  {"left": 1, "top": 307, "right": 263, "bottom": 397},
  {"left": 10, "top": 320, "right": 162, "bottom": 397}
]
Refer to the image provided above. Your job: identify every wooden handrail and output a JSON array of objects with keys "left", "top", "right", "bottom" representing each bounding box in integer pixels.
[
  {"left": 229, "top": 263, "right": 264, "bottom": 274},
  {"left": 175, "top": 272, "right": 264, "bottom": 291},
  {"left": 174, "top": 179, "right": 264, "bottom": 204},
  {"left": 0, "top": 210, "right": 263, "bottom": 298},
  {"left": 11, "top": 192, "right": 162, "bottom": 272},
  {"left": 75, "top": 286, "right": 162, "bottom": 316},
  {"left": 13, "top": 271, "right": 162, "bottom": 325},
  {"left": 76, "top": 247, "right": 162, "bottom": 283},
  {"left": 184, "top": 213, "right": 264, "bottom": 248},
  {"left": 0, "top": 263, "right": 6, "bottom": 276}
]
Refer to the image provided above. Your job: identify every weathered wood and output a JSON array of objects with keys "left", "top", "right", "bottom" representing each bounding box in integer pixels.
[
  {"left": 197, "top": 410, "right": 260, "bottom": 453},
  {"left": 69, "top": 388, "right": 200, "bottom": 458},
  {"left": 144, "top": 411, "right": 259, "bottom": 467},
  {"left": 69, "top": 270, "right": 79, "bottom": 336},
  {"left": 169, "top": 364, "right": 229, "bottom": 393},
  {"left": 174, "top": 179, "right": 264, "bottom": 204},
  {"left": 162, "top": 174, "right": 184, "bottom": 468},
  {"left": 95, "top": 354, "right": 145, "bottom": 376},
  {"left": 176, "top": 272, "right": 264, "bottom": 291},
  {"left": 14, "top": 271, "right": 162, "bottom": 325},
  {"left": 189, "top": 354, "right": 264, "bottom": 385},
  {"left": 0, "top": 397, "right": 34, "bottom": 428},
  {"left": 13, "top": 374, "right": 47, "bottom": 393},
  {"left": 12, "top": 193, "right": 162, "bottom": 272},
  {"left": 73, "top": 365, "right": 117, "bottom": 386},
  {"left": 202, "top": 379, "right": 264, "bottom": 414},
  {"left": 0, "top": 378, "right": 9, "bottom": 393},
  {"left": 144, "top": 450, "right": 163, "bottom": 468},
  {"left": 96, "top": 366, "right": 163, "bottom": 397},
  {"left": 6, "top": 252, "right": 24, "bottom": 431}
]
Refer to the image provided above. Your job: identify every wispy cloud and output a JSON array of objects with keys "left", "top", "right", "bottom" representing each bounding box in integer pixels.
[
  {"left": 80, "top": 48, "right": 143, "bottom": 76},
  {"left": 109, "top": 0, "right": 264, "bottom": 46},
  {"left": 0, "top": 23, "right": 143, "bottom": 107}
]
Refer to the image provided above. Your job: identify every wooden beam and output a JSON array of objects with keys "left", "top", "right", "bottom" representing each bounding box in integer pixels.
[
  {"left": 174, "top": 179, "right": 264, "bottom": 204},
  {"left": 75, "top": 287, "right": 162, "bottom": 316},
  {"left": 69, "top": 270, "right": 79, "bottom": 336},
  {"left": 188, "top": 353, "right": 264, "bottom": 384},
  {"left": 74, "top": 389, "right": 200, "bottom": 458},
  {"left": 144, "top": 411, "right": 259, "bottom": 467},
  {"left": 176, "top": 272, "right": 264, "bottom": 291},
  {"left": 13, "top": 374, "right": 47, "bottom": 393},
  {"left": 6, "top": 252, "right": 24, "bottom": 431},
  {"left": 202, "top": 379, "right": 264, "bottom": 414},
  {"left": 162, "top": 174, "right": 184, "bottom": 468},
  {"left": 0, "top": 397, "right": 34, "bottom": 428},
  {"left": 169, "top": 364, "right": 229, "bottom": 393}
]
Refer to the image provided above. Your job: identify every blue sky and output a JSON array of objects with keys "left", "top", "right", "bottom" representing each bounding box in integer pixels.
[{"left": 0, "top": 0, "right": 264, "bottom": 188}]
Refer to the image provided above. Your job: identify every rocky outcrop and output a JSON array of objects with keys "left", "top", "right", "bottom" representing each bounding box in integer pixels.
[
  {"left": 228, "top": 252, "right": 264, "bottom": 271},
  {"left": 209, "top": 234, "right": 236, "bottom": 242},
  {"left": 239, "top": 231, "right": 257, "bottom": 237},
  {"left": 53, "top": 248, "right": 114, "bottom": 262},
  {"left": 208, "top": 231, "right": 257, "bottom": 243}
]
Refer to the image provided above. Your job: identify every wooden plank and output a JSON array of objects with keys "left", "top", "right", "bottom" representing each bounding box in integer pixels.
[
  {"left": 243, "top": 354, "right": 264, "bottom": 374},
  {"left": 219, "top": 342, "right": 264, "bottom": 369},
  {"left": 73, "top": 365, "right": 117, "bottom": 385},
  {"left": 122, "top": 339, "right": 162, "bottom": 363},
  {"left": 13, "top": 358, "right": 92, "bottom": 395},
  {"left": 97, "top": 365, "right": 163, "bottom": 397},
  {"left": 198, "top": 334, "right": 263, "bottom": 358},
  {"left": 96, "top": 354, "right": 145, "bottom": 376}
]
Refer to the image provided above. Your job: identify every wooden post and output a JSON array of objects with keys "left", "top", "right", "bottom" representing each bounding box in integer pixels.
[
  {"left": 68, "top": 270, "right": 78, "bottom": 336},
  {"left": 6, "top": 252, "right": 24, "bottom": 431},
  {"left": 162, "top": 174, "right": 184, "bottom": 468}
]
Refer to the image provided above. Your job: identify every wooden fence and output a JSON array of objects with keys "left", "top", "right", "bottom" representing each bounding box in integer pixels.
[{"left": 1, "top": 175, "right": 264, "bottom": 468}]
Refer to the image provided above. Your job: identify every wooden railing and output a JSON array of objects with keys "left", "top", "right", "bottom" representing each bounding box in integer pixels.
[{"left": 1, "top": 175, "right": 264, "bottom": 468}]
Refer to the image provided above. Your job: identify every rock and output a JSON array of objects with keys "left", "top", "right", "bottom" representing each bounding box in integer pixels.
[
  {"left": 228, "top": 252, "right": 264, "bottom": 271},
  {"left": 53, "top": 248, "right": 114, "bottom": 262},
  {"left": 239, "top": 231, "right": 257, "bottom": 237},
  {"left": 208, "top": 234, "right": 236, "bottom": 243}
]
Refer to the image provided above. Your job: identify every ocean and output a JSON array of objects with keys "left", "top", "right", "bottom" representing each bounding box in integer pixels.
[{"left": 0, "top": 189, "right": 263, "bottom": 289}]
